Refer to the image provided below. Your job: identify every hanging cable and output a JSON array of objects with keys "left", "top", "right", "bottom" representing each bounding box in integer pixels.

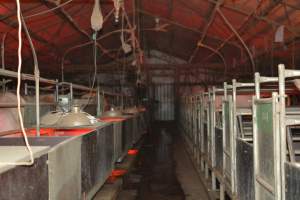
[
  {"left": 81, "top": 0, "right": 103, "bottom": 110},
  {"left": 80, "top": 32, "right": 99, "bottom": 110},
  {"left": 21, "top": 13, "right": 40, "bottom": 137},
  {"left": 24, "top": 0, "right": 73, "bottom": 19},
  {"left": 0, "top": 0, "right": 34, "bottom": 166},
  {"left": 61, "top": 8, "right": 115, "bottom": 83}
]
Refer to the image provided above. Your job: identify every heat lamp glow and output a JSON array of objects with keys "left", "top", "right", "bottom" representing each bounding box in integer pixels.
[
  {"left": 107, "top": 169, "right": 127, "bottom": 183},
  {"left": 128, "top": 149, "right": 139, "bottom": 155},
  {"left": 2, "top": 128, "right": 93, "bottom": 137}
]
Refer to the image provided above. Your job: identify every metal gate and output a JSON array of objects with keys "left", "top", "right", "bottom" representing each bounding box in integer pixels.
[
  {"left": 253, "top": 94, "right": 281, "bottom": 200},
  {"left": 153, "top": 83, "right": 175, "bottom": 121},
  {"left": 223, "top": 95, "right": 234, "bottom": 191}
]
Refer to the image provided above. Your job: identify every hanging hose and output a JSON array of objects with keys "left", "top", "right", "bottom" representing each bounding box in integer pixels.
[
  {"left": 21, "top": 14, "right": 40, "bottom": 137},
  {"left": 0, "top": 0, "right": 34, "bottom": 166},
  {"left": 80, "top": 31, "right": 99, "bottom": 110}
]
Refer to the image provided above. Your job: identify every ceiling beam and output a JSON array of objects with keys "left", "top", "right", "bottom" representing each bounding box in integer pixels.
[
  {"left": 0, "top": 14, "right": 60, "bottom": 54},
  {"left": 238, "top": 0, "right": 284, "bottom": 42},
  {"left": 40, "top": 0, "right": 120, "bottom": 64},
  {"left": 41, "top": 0, "right": 91, "bottom": 40},
  {"left": 188, "top": 0, "right": 222, "bottom": 63},
  {"left": 200, "top": 1, "right": 263, "bottom": 64},
  {"left": 207, "top": 0, "right": 299, "bottom": 36},
  {"left": 138, "top": 9, "right": 239, "bottom": 48},
  {"left": 0, "top": 4, "right": 42, "bottom": 21}
]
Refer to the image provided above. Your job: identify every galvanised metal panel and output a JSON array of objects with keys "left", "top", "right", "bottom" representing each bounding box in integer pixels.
[
  {"left": 224, "top": 101, "right": 231, "bottom": 153},
  {"left": 0, "top": 137, "right": 71, "bottom": 200},
  {"left": 215, "top": 127, "right": 223, "bottom": 173},
  {"left": 136, "top": 112, "right": 146, "bottom": 142},
  {"left": 0, "top": 154, "right": 49, "bottom": 200},
  {"left": 81, "top": 125, "right": 114, "bottom": 199},
  {"left": 138, "top": 112, "right": 146, "bottom": 134},
  {"left": 0, "top": 137, "right": 69, "bottom": 147},
  {"left": 113, "top": 121, "right": 123, "bottom": 162},
  {"left": 285, "top": 162, "right": 300, "bottom": 199},
  {"left": 256, "top": 103, "right": 275, "bottom": 194},
  {"left": 203, "top": 123, "right": 208, "bottom": 156},
  {"left": 253, "top": 97, "right": 280, "bottom": 200},
  {"left": 208, "top": 102, "right": 213, "bottom": 163},
  {"left": 236, "top": 139, "right": 254, "bottom": 200},
  {"left": 132, "top": 115, "right": 139, "bottom": 143},
  {"left": 122, "top": 117, "right": 133, "bottom": 153},
  {"left": 223, "top": 99, "right": 232, "bottom": 183},
  {"left": 48, "top": 137, "right": 82, "bottom": 200}
]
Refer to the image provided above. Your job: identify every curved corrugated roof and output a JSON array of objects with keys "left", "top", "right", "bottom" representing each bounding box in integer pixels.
[{"left": 0, "top": 0, "right": 300, "bottom": 78}]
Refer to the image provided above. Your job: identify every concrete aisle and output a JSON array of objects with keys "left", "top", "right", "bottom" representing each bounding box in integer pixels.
[
  {"left": 173, "top": 137, "right": 210, "bottom": 200},
  {"left": 116, "top": 122, "right": 209, "bottom": 200},
  {"left": 135, "top": 123, "right": 185, "bottom": 200}
]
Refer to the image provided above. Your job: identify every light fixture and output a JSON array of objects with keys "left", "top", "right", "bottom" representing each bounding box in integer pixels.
[
  {"left": 113, "top": 0, "right": 123, "bottom": 23},
  {"left": 101, "top": 107, "right": 123, "bottom": 118},
  {"left": 131, "top": 59, "right": 137, "bottom": 66},
  {"left": 120, "top": 9, "right": 132, "bottom": 54},
  {"left": 91, "top": 0, "right": 103, "bottom": 31},
  {"left": 155, "top": 17, "right": 160, "bottom": 29},
  {"left": 41, "top": 105, "right": 97, "bottom": 128},
  {"left": 275, "top": 25, "right": 285, "bottom": 43}
]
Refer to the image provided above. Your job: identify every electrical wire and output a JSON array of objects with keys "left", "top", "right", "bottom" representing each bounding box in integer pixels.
[
  {"left": 0, "top": 0, "right": 34, "bottom": 166},
  {"left": 61, "top": 8, "right": 115, "bottom": 83},
  {"left": 23, "top": 0, "right": 73, "bottom": 19},
  {"left": 80, "top": 32, "right": 99, "bottom": 110},
  {"left": 80, "top": 37, "right": 131, "bottom": 111},
  {"left": 21, "top": 13, "right": 40, "bottom": 137}
]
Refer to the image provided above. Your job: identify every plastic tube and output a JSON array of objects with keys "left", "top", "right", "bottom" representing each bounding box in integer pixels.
[{"left": 0, "top": 0, "right": 34, "bottom": 166}]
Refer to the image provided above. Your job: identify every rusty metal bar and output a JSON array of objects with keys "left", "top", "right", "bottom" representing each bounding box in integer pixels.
[{"left": 188, "top": 0, "right": 222, "bottom": 63}]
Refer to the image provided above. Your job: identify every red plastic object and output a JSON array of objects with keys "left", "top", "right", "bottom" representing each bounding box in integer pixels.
[
  {"left": 128, "top": 149, "right": 139, "bottom": 155},
  {"left": 112, "top": 169, "right": 127, "bottom": 177},
  {"left": 107, "top": 169, "right": 128, "bottom": 183}
]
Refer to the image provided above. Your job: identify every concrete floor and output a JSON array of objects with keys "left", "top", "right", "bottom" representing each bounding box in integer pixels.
[
  {"left": 117, "top": 121, "right": 209, "bottom": 200},
  {"left": 173, "top": 136, "right": 210, "bottom": 200}
]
